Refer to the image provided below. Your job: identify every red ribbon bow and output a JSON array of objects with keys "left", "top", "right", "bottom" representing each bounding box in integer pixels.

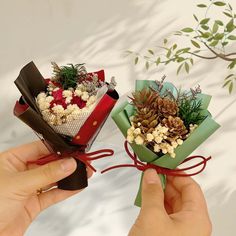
[
  {"left": 101, "top": 141, "right": 211, "bottom": 177},
  {"left": 28, "top": 149, "right": 114, "bottom": 172}
]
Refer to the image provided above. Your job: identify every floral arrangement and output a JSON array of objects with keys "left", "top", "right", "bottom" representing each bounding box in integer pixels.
[
  {"left": 36, "top": 62, "right": 116, "bottom": 137},
  {"left": 111, "top": 78, "right": 220, "bottom": 207},
  {"left": 126, "top": 76, "right": 203, "bottom": 158},
  {"left": 14, "top": 61, "right": 119, "bottom": 191}
]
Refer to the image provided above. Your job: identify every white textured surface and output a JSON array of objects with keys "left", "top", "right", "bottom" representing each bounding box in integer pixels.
[{"left": 0, "top": 0, "right": 236, "bottom": 235}]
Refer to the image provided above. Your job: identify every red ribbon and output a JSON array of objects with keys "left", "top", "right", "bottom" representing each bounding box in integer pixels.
[
  {"left": 101, "top": 141, "right": 211, "bottom": 177},
  {"left": 28, "top": 149, "right": 114, "bottom": 172}
]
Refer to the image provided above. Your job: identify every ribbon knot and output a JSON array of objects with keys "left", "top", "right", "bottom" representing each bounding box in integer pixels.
[
  {"left": 28, "top": 149, "right": 114, "bottom": 172},
  {"left": 101, "top": 141, "right": 211, "bottom": 177}
]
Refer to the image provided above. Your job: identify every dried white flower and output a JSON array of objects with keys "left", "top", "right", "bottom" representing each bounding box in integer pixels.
[
  {"left": 75, "top": 89, "right": 83, "bottom": 97},
  {"left": 37, "top": 92, "right": 47, "bottom": 100},
  {"left": 81, "top": 92, "right": 89, "bottom": 101},
  {"left": 135, "top": 136, "right": 144, "bottom": 145},
  {"left": 133, "top": 128, "right": 141, "bottom": 135},
  {"left": 146, "top": 133, "right": 154, "bottom": 142},
  {"left": 52, "top": 105, "right": 64, "bottom": 114},
  {"left": 154, "top": 144, "right": 160, "bottom": 152},
  {"left": 63, "top": 90, "right": 73, "bottom": 98},
  {"left": 177, "top": 139, "right": 183, "bottom": 145},
  {"left": 127, "top": 135, "right": 134, "bottom": 143}
]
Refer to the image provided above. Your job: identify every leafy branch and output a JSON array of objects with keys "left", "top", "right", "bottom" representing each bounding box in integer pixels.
[{"left": 126, "top": 0, "right": 236, "bottom": 93}]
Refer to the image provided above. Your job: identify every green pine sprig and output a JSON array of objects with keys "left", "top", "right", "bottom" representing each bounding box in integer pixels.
[
  {"left": 54, "top": 63, "right": 87, "bottom": 89},
  {"left": 178, "top": 99, "right": 205, "bottom": 128}
]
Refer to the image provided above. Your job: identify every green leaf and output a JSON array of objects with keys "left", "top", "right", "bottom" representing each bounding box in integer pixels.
[
  {"left": 215, "top": 20, "right": 224, "bottom": 26},
  {"left": 145, "top": 61, "right": 150, "bottom": 70},
  {"left": 223, "top": 80, "right": 231, "bottom": 87},
  {"left": 164, "top": 38, "right": 168, "bottom": 44},
  {"left": 201, "top": 32, "right": 212, "bottom": 38},
  {"left": 185, "top": 62, "right": 190, "bottom": 73},
  {"left": 176, "top": 47, "right": 191, "bottom": 54},
  {"left": 209, "top": 40, "right": 219, "bottom": 47},
  {"left": 181, "top": 27, "right": 194, "bottom": 33},
  {"left": 177, "top": 63, "right": 184, "bottom": 75},
  {"left": 148, "top": 49, "right": 154, "bottom": 55},
  {"left": 222, "top": 41, "right": 229, "bottom": 46},
  {"left": 214, "top": 33, "right": 224, "bottom": 40},
  {"left": 134, "top": 57, "right": 139, "bottom": 65},
  {"left": 226, "top": 19, "right": 235, "bottom": 33},
  {"left": 190, "top": 58, "right": 194, "bottom": 65},
  {"left": 191, "top": 40, "right": 201, "bottom": 48},
  {"left": 229, "top": 82, "right": 234, "bottom": 93},
  {"left": 200, "top": 18, "right": 210, "bottom": 25},
  {"left": 173, "top": 44, "right": 177, "bottom": 50},
  {"left": 197, "top": 4, "right": 207, "bottom": 8},
  {"left": 166, "top": 49, "right": 172, "bottom": 58},
  {"left": 212, "top": 22, "right": 219, "bottom": 34},
  {"left": 193, "top": 14, "right": 199, "bottom": 22},
  {"left": 213, "top": 2, "right": 226, "bottom": 6},
  {"left": 176, "top": 57, "right": 185, "bottom": 62},
  {"left": 229, "top": 4, "right": 233, "bottom": 11},
  {"left": 201, "top": 25, "right": 209, "bottom": 30},
  {"left": 228, "top": 60, "right": 236, "bottom": 69},
  {"left": 223, "top": 12, "right": 232, "bottom": 18},
  {"left": 155, "top": 57, "right": 161, "bottom": 66},
  {"left": 225, "top": 74, "right": 234, "bottom": 80},
  {"left": 228, "top": 35, "right": 236, "bottom": 40}
]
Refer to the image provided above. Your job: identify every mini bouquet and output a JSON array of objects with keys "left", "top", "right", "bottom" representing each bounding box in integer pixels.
[
  {"left": 105, "top": 77, "right": 220, "bottom": 207},
  {"left": 14, "top": 61, "right": 119, "bottom": 190}
]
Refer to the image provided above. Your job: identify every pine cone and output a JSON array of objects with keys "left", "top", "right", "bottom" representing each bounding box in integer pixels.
[
  {"left": 131, "top": 89, "right": 159, "bottom": 134},
  {"left": 132, "top": 107, "right": 158, "bottom": 133},
  {"left": 162, "top": 116, "right": 188, "bottom": 139},
  {"left": 157, "top": 97, "right": 178, "bottom": 118}
]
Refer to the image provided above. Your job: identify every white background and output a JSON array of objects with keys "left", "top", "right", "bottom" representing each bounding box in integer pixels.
[{"left": 0, "top": 0, "right": 236, "bottom": 235}]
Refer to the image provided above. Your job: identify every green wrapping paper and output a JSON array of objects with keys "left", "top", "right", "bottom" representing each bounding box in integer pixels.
[{"left": 112, "top": 80, "right": 220, "bottom": 207}]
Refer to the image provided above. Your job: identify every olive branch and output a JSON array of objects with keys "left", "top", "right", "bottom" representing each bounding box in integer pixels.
[{"left": 126, "top": 0, "right": 236, "bottom": 93}]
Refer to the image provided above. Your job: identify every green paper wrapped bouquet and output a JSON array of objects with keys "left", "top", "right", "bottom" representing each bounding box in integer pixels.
[{"left": 111, "top": 77, "right": 220, "bottom": 207}]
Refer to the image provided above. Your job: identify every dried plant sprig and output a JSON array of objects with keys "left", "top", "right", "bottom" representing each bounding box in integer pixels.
[{"left": 126, "top": 0, "right": 236, "bottom": 93}]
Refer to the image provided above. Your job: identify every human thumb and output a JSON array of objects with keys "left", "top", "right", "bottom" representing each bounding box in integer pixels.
[
  {"left": 16, "top": 157, "right": 77, "bottom": 194},
  {"left": 141, "top": 169, "right": 165, "bottom": 214}
]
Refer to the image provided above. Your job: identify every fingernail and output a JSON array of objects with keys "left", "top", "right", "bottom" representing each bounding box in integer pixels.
[
  {"left": 145, "top": 169, "right": 160, "bottom": 184},
  {"left": 60, "top": 158, "right": 76, "bottom": 172}
]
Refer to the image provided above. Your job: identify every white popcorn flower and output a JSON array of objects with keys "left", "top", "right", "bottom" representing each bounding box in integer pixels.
[
  {"left": 53, "top": 87, "right": 60, "bottom": 92},
  {"left": 154, "top": 144, "right": 160, "bottom": 152},
  {"left": 66, "top": 104, "right": 78, "bottom": 113},
  {"left": 81, "top": 107, "right": 90, "bottom": 113},
  {"left": 88, "top": 95, "right": 96, "bottom": 104},
  {"left": 137, "top": 122, "right": 141, "bottom": 127},
  {"left": 45, "top": 96, "right": 54, "bottom": 103},
  {"left": 152, "top": 130, "right": 159, "bottom": 137},
  {"left": 127, "top": 127, "right": 134, "bottom": 136},
  {"left": 52, "top": 105, "right": 64, "bottom": 114},
  {"left": 75, "top": 89, "right": 83, "bottom": 97},
  {"left": 133, "top": 128, "right": 141, "bottom": 135},
  {"left": 63, "top": 90, "right": 73, "bottom": 98},
  {"left": 127, "top": 135, "right": 134, "bottom": 143},
  {"left": 146, "top": 133, "right": 154, "bottom": 142},
  {"left": 155, "top": 136, "right": 163, "bottom": 144},
  {"left": 38, "top": 101, "right": 50, "bottom": 111},
  {"left": 167, "top": 145, "right": 174, "bottom": 154},
  {"left": 177, "top": 139, "right": 183, "bottom": 145},
  {"left": 37, "top": 92, "right": 47, "bottom": 100},
  {"left": 162, "top": 148, "right": 168, "bottom": 154},
  {"left": 170, "top": 153, "right": 176, "bottom": 158},
  {"left": 135, "top": 136, "right": 144, "bottom": 145},
  {"left": 171, "top": 141, "right": 178, "bottom": 148},
  {"left": 65, "top": 97, "right": 72, "bottom": 104},
  {"left": 81, "top": 92, "right": 89, "bottom": 101}
]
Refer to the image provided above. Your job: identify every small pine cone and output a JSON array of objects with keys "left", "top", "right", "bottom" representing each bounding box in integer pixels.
[
  {"left": 157, "top": 97, "right": 178, "bottom": 118},
  {"left": 162, "top": 116, "right": 188, "bottom": 139},
  {"left": 132, "top": 88, "right": 159, "bottom": 110},
  {"left": 133, "top": 107, "right": 158, "bottom": 134}
]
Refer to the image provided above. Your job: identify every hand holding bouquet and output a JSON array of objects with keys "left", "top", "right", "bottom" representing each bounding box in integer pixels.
[
  {"left": 14, "top": 61, "right": 119, "bottom": 190},
  {"left": 106, "top": 77, "right": 220, "bottom": 207}
]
